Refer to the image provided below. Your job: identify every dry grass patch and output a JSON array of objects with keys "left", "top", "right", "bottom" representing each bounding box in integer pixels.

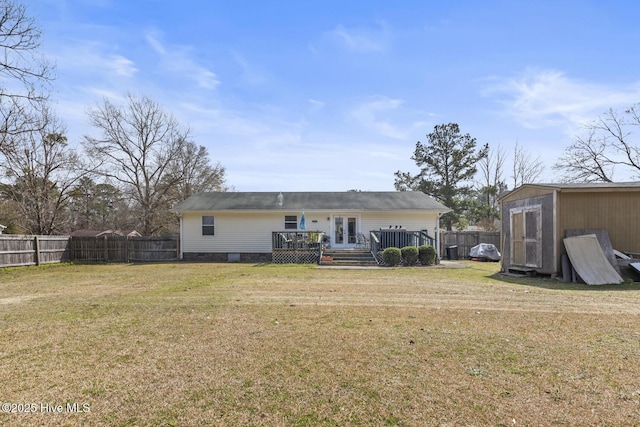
[{"left": 1, "top": 262, "right": 640, "bottom": 426}]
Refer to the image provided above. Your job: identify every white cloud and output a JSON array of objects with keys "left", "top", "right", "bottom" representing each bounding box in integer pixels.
[
  {"left": 52, "top": 40, "right": 137, "bottom": 80},
  {"left": 230, "top": 51, "right": 267, "bottom": 85},
  {"left": 110, "top": 55, "right": 138, "bottom": 77},
  {"left": 308, "top": 99, "right": 325, "bottom": 111},
  {"left": 487, "top": 69, "right": 640, "bottom": 131},
  {"left": 145, "top": 34, "right": 167, "bottom": 55},
  {"left": 326, "top": 23, "right": 389, "bottom": 53},
  {"left": 145, "top": 31, "right": 220, "bottom": 90},
  {"left": 349, "top": 96, "right": 408, "bottom": 139}
]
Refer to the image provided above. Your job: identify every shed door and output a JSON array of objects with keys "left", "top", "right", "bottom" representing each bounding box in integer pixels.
[{"left": 510, "top": 206, "right": 542, "bottom": 268}]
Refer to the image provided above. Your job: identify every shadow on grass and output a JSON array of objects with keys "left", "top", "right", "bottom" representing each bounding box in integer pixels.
[{"left": 488, "top": 271, "right": 640, "bottom": 292}]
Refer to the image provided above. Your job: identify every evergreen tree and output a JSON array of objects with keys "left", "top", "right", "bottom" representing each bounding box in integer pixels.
[{"left": 395, "top": 123, "right": 488, "bottom": 230}]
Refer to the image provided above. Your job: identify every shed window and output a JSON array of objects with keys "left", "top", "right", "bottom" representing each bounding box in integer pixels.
[
  {"left": 284, "top": 215, "right": 298, "bottom": 230},
  {"left": 202, "top": 216, "right": 215, "bottom": 235}
]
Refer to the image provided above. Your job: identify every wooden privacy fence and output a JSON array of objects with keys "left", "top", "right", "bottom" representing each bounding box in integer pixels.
[
  {"left": 70, "top": 236, "right": 179, "bottom": 263},
  {"left": 0, "top": 235, "right": 71, "bottom": 267},
  {"left": 440, "top": 231, "right": 501, "bottom": 259},
  {"left": 0, "top": 235, "right": 179, "bottom": 268}
]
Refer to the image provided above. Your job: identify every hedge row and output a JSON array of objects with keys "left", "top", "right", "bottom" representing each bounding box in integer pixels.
[{"left": 382, "top": 245, "right": 436, "bottom": 267}]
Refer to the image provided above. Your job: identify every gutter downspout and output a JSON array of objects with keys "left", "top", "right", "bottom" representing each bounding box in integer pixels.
[
  {"left": 436, "top": 212, "right": 442, "bottom": 263},
  {"left": 553, "top": 188, "right": 558, "bottom": 276},
  {"left": 178, "top": 213, "right": 184, "bottom": 260}
]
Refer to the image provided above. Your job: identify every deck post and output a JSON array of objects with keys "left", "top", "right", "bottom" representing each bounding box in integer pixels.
[{"left": 34, "top": 235, "right": 41, "bottom": 266}]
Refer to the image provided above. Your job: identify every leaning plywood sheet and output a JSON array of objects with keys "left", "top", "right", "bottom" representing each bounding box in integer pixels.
[
  {"left": 563, "top": 234, "right": 623, "bottom": 285},
  {"left": 565, "top": 229, "right": 620, "bottom": 274}
]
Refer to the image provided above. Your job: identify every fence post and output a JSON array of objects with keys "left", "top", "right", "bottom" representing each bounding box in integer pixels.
[
  {"left": 103, "top": 235, "right": 108, "bottom": 262},
  {"left": 34, "top": 235, "right": 41, "bottom": 266},
  {"left": 125, "top": 236, "right": 129, "bottom": 263}
]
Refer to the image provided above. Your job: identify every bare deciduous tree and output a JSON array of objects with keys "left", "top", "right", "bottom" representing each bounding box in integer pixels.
[
  {"left": 83, "top": 94, "right": 192, "bottom": 236},
  {"left": 554, "top": 106, "right": 640, "bottom": 183},
  {"left": 473, "top": 144, "right": 507, "bottom": 229},
  {"left": 0, "top": 0, "right": 55, "bottom": 149},
  {"left": 0, "top": 106, "right": 81, "bottom": 234},
  {"left": 169, "top": 141, "right": 227, "bottom": 201},
  {"left": 553, "top": 127, "right": 613, "bottom": 183},
  {"left": 512, "top": 141, "right": 545, "bottom": 187}
]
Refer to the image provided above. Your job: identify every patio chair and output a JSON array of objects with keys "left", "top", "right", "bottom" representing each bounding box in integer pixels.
[
  {"left": 279, "top": 233, "right": 293, "bottom": 249},
  {"left": 356, "top": 232, "right": 370, "bottom": 250}
]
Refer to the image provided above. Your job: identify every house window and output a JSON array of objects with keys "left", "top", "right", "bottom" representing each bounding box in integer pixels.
[
  {"left": 284, "top": 215, "right": 297, "bottom": 230},
  {"left": 202, "top": 216, "right": 215, "bottom": 235}
]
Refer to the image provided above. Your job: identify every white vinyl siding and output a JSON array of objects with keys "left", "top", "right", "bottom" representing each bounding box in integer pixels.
[{"left": 180, "top": 210, "right": 439, "bottom": 253}]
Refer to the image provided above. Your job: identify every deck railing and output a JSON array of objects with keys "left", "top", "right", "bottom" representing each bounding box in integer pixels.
[
  {"left": 371, "top": 229, "right": 435, "bottom": 249},
  {"left": 368, "top": 229, "right": 435, "bottom": 264},
  {"left": 272, "top": 231, "right": 325, "bottom": 250},
  {"left": 271, "top": 231, "right": 325, "bottom": 264}
]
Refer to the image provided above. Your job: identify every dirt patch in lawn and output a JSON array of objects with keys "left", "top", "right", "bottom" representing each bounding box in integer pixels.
[{"left": 0, "top": 295, "right": 37, "bottom": 304}]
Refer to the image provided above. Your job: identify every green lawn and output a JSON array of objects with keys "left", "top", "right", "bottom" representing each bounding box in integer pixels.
[{"left": 1, "top": 262, "right": 640, "bottom": 426}]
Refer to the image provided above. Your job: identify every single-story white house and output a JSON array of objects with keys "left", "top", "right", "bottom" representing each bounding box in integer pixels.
[
  {"left": 0, "top": 224, "right": 6, "bottom": 234},
  {"left": 171, "top": 191, "right": 450, "bottom": 263}
]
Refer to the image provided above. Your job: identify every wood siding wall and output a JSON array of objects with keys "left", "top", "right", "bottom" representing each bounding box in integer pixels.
[
  {"left": 501, "top": 188, "right": 640, "bottom": 276},
  {"left": 557, "top": 192, "right": 640, "bottom": 254},
  {"left": 500, "top": 186, "right": 555, "bottom": 203}
]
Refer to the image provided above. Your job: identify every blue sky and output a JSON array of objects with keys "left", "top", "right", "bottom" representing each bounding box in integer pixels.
[{"left": 30, "top": 0, "right": 640, "bottom": 191}]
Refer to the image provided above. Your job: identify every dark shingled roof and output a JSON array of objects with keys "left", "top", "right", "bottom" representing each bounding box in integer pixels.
[{"left": 172, "top": 191, "right": 450, "bottom": 212}]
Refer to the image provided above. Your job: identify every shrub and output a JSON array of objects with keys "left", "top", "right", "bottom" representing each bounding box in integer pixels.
[
  {"left": 401, "top": 246, "right": 419, "bottom": 266},
  {"left": 382, "top": 247, "right": 402, "bottom": 266},
  {"left": 418, "top": 245, "right": 436, "bottom": 265}
]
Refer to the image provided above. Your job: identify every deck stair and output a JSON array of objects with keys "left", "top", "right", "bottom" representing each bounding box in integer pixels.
[{"left": 320, "top": 249, "right": 379, "bottom": 266}]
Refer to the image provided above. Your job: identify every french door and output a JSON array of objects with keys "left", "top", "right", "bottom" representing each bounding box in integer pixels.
[{"left": 333, "top": 216, "right": 357, "bottom": 248}]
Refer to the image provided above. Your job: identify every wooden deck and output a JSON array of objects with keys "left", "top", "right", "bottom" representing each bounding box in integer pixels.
[{"left": 271, "top": 230, "right": 436, "bottom": 265}]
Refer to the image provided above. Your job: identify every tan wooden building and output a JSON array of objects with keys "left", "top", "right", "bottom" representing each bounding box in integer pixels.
[{"left": 498, "top": 182, "right": 640, "bottom": 276}]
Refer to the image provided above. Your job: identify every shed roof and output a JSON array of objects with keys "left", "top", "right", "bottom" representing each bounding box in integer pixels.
[
  {"left": 172, "top": 191, "right": 451, "bottom": 212},
  {"left": 499, "top": 182, "right": 640, "bottom": 202}
]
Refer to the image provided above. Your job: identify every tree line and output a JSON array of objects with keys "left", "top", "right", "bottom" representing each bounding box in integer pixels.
[{"left": 0, "top": 1, "right": 227, "bottom": 236}]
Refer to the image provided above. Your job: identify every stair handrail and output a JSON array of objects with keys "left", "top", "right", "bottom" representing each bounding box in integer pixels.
[{"left": 369, "top": 231, "right": 382, "bottom": 264}]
